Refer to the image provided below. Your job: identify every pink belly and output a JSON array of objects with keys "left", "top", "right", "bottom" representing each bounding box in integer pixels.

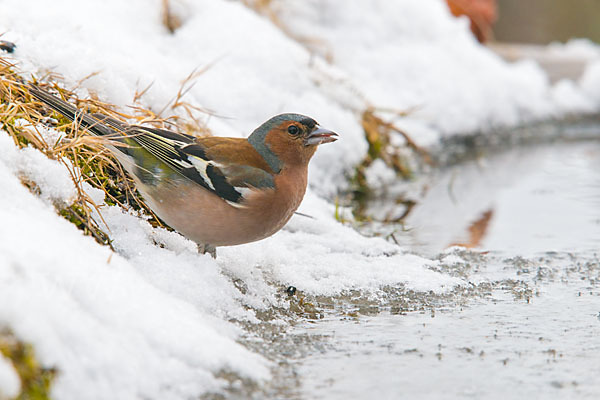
[{"left": 139, "top": 178, "right": 302, "bottom": 246}]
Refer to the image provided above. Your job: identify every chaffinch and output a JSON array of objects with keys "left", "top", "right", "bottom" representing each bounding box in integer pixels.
[{"left": 29, "top": 85, "right": 338, "bottom": 257}]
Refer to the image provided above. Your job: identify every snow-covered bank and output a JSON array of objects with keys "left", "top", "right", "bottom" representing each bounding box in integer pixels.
[
  {"left": 3, "top": 0, "right": 600, "bottom": 194},
  {"left": 274, "top": 0, "right": 600, "bottom": 141},
  {"left": 0, "top": 133, "right": 271, "bottom": 399},
  {"left": 0, "top": 123, "right": 460, "bottom": 398},
  {"left": 1, "top": 0, "right": 600, "bottom": 398}
]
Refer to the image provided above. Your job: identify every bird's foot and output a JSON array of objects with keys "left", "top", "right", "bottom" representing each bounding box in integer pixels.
[{"left": 197, "top": 243, "right": 217, "bottom": 258}]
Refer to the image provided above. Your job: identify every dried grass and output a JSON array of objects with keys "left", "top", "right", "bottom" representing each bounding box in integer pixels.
[
  {"left": 361, "top": 107, "right": 432, "bottom": 177},
  {"left": 0, "top": 54, "right": 211, "bottom": 246},
  {"left": 161, "top": 0, "right": 183, "bottom": 34},
  {"left": 350, "top": 107, "right": 432, "bottom": 221}
]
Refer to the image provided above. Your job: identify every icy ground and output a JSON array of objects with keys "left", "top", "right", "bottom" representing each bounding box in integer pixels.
[
  {"left": 1, "top": 0, "right": 600, "bottom": 399},
  {"left": 294, "top": 254, "right": 600, "bottom": 400},
  {"left": 294, "top": 140, "right": 599, "bottom": 399}
]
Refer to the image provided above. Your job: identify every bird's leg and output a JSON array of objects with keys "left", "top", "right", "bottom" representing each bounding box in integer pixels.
[{"left": 197, "top": 243, "right": 217, "bottom": 258}]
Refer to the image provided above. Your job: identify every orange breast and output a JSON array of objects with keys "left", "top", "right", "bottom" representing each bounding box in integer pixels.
[{"left": 135, "top": 165, "right": 308, "bottom": 247}]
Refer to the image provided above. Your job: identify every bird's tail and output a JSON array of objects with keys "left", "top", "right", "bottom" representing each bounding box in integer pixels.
[{"left": 28, "top": 84, "right": 116, "bottom": 137}]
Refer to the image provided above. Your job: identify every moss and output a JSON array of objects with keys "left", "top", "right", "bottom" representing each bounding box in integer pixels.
[{"left": 0, "top": 329, "right": 57, "bottom": 400}]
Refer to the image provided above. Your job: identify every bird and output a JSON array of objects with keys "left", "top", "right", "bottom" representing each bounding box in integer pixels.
[{"left": 28, "top": 85, "right": 338, "bottom": 257}]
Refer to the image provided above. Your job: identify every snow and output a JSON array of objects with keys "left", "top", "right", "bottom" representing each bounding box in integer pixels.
[
  {"left": 276, "top": 0, "right": 600, "bottom": 142},
  {"left": 364, "top": 159, "right": 397, "bottom": 190},
  {"left": 0, "top": 355, "right": 19, "bottom": 400},
  {"left": 0, "top": 133, "right": 270, "bottom": 399},
  {"left": 0, "top": 0, "right": 599, "bottom": 398},
  {"left": 0, "top": 134, "right": 76, "bottom": 206},
  {"left": 580, "top": 60, "right": 600, "bottom": 106},
  {"left": 547, "top": 38, "right": 600, "bottom": 60},
  {"left": 551, "top": 79, "right": 597, "bottom": 114},
  {"left": 0, "top": 125, "right": 459, "bottom": 399}
]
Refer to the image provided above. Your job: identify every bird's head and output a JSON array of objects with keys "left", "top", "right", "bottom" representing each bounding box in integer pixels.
[{"left": 247, "top": 113, "right": 338, "bottom": 173}]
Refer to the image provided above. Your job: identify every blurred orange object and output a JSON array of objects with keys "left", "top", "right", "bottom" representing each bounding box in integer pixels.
[{"left": 447, "top": 0, "right": 497, "bottom": 43}]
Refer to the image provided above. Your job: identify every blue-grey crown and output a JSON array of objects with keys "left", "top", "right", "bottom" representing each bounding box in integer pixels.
[{"left": 247, "top": 113, "right": 317, "bottom": 173}]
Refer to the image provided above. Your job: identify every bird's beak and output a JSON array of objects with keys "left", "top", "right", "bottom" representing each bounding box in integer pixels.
[{"left": 305, "top": 127, "right": 339, "bottom": 146}]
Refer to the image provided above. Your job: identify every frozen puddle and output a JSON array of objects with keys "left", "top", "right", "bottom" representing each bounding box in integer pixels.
[
  {"left": 249, "top": 140, "right": 600, "bottom": 399},
  {"left": 363, "top": 140, "right": 600, "bottom": 256},
  {"left": 292, "top": 253, "right": 600, "bottom": 399}
]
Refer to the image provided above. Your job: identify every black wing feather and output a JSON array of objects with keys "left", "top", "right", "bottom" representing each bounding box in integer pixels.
[{"left": 29, "top": 85, "right": 250, "bottom": 205}]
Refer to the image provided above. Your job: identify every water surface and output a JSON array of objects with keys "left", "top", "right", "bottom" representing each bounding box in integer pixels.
[{"left": 289, "top": 140, "right": 600, "bottom": 399}]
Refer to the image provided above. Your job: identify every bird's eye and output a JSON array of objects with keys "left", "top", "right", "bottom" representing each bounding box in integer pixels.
[{"left": 287, "top": 125, "right": 300, "bottom": 135}]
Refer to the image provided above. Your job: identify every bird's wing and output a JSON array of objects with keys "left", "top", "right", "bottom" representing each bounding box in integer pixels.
[
  {"left": 28, "top": 85, "right": 273, "bottom": 206},
  {"left": 125, "top": 126, "right": 275, "bottom": 207}
]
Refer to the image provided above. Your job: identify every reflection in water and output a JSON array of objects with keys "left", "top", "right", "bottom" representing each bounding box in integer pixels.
[{"left": 362, "top": 140, "right": 600, "bottom": 256}]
